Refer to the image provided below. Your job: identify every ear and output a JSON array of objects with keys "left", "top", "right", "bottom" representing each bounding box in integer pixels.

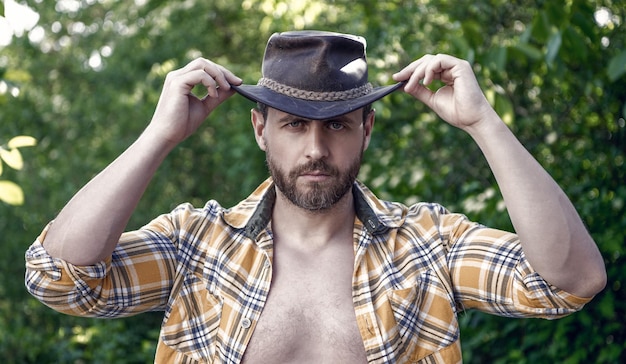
[
  {"left": 251, "top": 109, "right": 267, "bottom": 151},
  {"left": 362, "top": 108, "right": 375, "bottom": 151}
]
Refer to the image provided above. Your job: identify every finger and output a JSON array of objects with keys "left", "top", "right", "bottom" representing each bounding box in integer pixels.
[
  {"left": 392, "top": 57, "right": 426, "bottom": 82},
  {"left": 422, "top": 54, "right": 449, "bottom": 86},
  {"left": 180, "top": 57, "right": 214, "bottom": 73},
  {"left": 205, "top": 65, "right": 242, "bottom": 94},
  {"left": 201, "top": 87, "right": 237, "bottom": 111},
  {"left": 216, "top": 64, "right": 243, "bottom": 87},
  {"left": 392, "top": 61, "right": 417, "bottom": 82},
  {"left": 177, "top": 58, "right": 237, "bottom": 96},
  {"left": 197, "top": 69, "right": 220, "bottom": 98},
  {"left": 424, "top": 54, "right": 468, "bottom": 86},
  {"left": 394, "top": 54, "right": 438, "bottom": 92},
  {"left": 404, "top": 58, "right": 431, "bottom": 93}
]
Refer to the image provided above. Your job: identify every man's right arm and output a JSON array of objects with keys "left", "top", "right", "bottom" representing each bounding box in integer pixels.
[{"left": 43, "top": 58, "right": 241, "bottom": 265}]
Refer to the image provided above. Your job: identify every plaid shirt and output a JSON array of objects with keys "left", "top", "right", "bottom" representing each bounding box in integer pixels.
[{"left": 25, "top": 178, "right": 590, "bottom": 363}]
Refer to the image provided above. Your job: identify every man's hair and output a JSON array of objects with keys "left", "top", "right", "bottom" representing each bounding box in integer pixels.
[{"left": 255, "top": 102, "right": 373, "bottom": 123}]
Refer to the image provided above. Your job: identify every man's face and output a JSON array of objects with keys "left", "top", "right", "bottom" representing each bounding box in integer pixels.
[{"left": 252, "top": 107, "right": 374, "bottom": 211}]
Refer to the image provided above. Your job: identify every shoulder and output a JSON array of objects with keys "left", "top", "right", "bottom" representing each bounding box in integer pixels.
[{"left": 355, "top": 180, "right": 454, "bottom": 229}]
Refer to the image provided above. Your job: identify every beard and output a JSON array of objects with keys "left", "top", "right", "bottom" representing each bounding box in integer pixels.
[{"left": 266, "top": 145, "right": 363, "bottom": 212}]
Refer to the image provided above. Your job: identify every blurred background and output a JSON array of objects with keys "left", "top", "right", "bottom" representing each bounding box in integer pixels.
[{"left": 1, "top": 0, "right": 624, "bottom": 362}]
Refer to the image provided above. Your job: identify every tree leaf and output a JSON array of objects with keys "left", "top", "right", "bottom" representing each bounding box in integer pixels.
[
  {"left": 0, "top": 180, "right": 24, "bottom": 205},
  {"left": 511, "top": 43, "right": 542, "bottom": 61},
  {"left": 495, "top": 93, "right": 515, "bottom": 125},
  {"left": 7, "top": 135, "right": 37, "bottom": 149},
  {"left": 0, "top": 148, "right": 24, "bottom": 170},
  {"left": 546, "top": 29, "right": 562, "bottom": 66},
  {"left": 607, "top": 50, "right": 626, "bottom": 82}
]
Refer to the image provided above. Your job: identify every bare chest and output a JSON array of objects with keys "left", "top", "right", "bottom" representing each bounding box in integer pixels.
[{"left": 241, "top": 241, "right": 367, "bottom": 364}]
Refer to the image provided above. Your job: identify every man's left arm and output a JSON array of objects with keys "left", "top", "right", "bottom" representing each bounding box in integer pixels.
[{"left": 393, "top": 54, "right": 606, "bottom": 298}]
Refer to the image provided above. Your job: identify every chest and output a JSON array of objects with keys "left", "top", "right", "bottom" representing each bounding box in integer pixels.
[{"left": 241, "top": 239, "right": 367, "bottom": 363}]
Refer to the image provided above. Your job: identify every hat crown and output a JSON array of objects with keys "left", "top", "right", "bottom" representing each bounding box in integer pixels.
[
  {"left": 261, "top": 31, "right": 369, "bottom": 95},
  {"left": 231, "top": 30, "right": 402, "bottom": 120}
]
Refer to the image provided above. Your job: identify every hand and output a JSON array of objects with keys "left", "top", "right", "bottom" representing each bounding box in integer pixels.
[
  {"left": 146, "top": 58, "right": 242, "bottom": 147},
  {"left": 392, "top": 54, "right": 495, "bottom": 130}
]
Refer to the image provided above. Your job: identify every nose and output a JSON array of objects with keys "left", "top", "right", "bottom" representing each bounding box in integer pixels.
[{"left": 305, "top": 122, "right": 329, "bottom": 160}]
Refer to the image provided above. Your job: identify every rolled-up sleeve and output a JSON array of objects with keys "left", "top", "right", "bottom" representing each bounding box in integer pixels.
[
  {"left": 25, "top": 220, "right": 178, "bottom": 318},
  {"left": 443, "top": 213, "right": 592, "bottom": 318}
]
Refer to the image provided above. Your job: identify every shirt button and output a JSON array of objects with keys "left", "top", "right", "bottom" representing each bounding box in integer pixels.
[
  {"left": 241, "top": 318, "right": 252, "bottom": 329},
  {"left": 264, "top": 260, "right": 271, "bottom": 269}
]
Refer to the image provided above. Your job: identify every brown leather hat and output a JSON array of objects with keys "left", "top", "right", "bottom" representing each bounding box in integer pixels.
[{"left": 233, "top": 30, "right": 403, "bottom": 119}]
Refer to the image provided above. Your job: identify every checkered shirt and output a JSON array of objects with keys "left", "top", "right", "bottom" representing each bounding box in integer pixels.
[{"left": 25, "top": 178, "right": 590, "bottom": 363}]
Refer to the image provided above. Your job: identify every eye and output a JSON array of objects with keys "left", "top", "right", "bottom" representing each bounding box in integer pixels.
[
  {"left": 328, "top": 121, "right": 345, "bottom": 130},
  {"left": 286, "top": 120, "right": 303, "bottom": 128}
]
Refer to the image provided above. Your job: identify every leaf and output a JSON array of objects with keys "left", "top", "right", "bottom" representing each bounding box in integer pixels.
[
  {"left": 563, "top": 26, "right": 588, "bottom": 63},
  {"left": 511, "top": 43, "right": 542, "bottom": 61},
  {"left": 546, "top": 29, "right": 562, "bottom": 66},
  {"left": 531, "top": 10, "right": 551, "bottom": 42},
  {"left": 0, "top": 180, "right": 24, "bottom": 205},
  {"left": 7, "top": 135, "right": 37, "bottom": 149},
  {"left": 607, "top": 50, "right": 626, "bottom": 82},
  {"left": 486, "top": 46, "right": 507, "bottom": 72},
  {"left": 495, "top": 94, "right": 515, "bottom": 125},
  {"left": 0, "top": 148, "right": 24, "bottom": 170}
]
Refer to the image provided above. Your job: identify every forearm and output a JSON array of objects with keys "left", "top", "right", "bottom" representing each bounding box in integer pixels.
[
  {"left": 43, "top": 130, "right": 175, "bottom": 265},
  {"left": 41, "top": 59, "right": 240, "bottom": 266},
  {"left": 465, "top": 111, "right": 606, "bottom": 297},
  {"left": 393, "top": 54, "right": 605, "bottom": 297}
]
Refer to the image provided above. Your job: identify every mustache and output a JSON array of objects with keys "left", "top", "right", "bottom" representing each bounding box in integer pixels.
[{"left": 289, "top": 160, "right": 338, "bottom": 178}]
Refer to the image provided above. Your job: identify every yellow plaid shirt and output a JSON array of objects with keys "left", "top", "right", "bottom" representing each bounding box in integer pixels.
[{"left": 25, "top": 178, "right": 590, "bottom": 363}]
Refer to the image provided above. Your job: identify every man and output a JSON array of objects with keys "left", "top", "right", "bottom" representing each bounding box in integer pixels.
[{"left": 25, "top": 31, "right": 605, "bottom": 363}]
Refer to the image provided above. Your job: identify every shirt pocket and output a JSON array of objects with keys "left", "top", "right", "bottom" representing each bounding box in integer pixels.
[
  {"left": 161, "top": 272, "right": 223, "bottom": 362},
  {"left": 388, "top": 269, "right": 460, "bottom": 362}
]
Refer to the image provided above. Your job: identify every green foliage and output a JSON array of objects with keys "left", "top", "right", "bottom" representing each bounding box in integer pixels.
[
  {"left": 0, "top": 136, "right": 37, "bottom": 205},
  {"left": 1, "top": 0, "right": 624, "bottom": 362}
]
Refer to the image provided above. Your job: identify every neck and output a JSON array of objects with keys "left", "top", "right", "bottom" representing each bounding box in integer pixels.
[{"left": 271, "top": 186, "right": 355, "bottom": 250}]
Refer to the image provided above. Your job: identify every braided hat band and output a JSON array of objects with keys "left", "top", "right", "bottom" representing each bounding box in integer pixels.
[{"left": 257, "top": 78, "right": 374, "bottom": 102}]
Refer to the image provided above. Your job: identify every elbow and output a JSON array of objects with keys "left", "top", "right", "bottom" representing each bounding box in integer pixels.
[
  {"left": 583, "top": 239, "right": 608, "bottom": 297},
  {"left": 588, "top": 265, "right": 608, "bottom": 297},
  {"left": 573, "top": 258, "right": 607, "bottom": 298},
  {"left": 554, "top": 244, "right": 607, "bottom": 298},
  {"left": 568, "top": 233, "right": 607, "bottom": 298}
]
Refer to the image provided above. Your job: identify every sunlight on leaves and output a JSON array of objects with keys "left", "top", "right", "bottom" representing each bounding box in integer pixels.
[
  {"left": 8, "top": 135, "right": 37, "bottom": 149},
  {"left": 0, "top": 147, "right": 24, "bottom": 170},
  {"left": 0, "top": 136, "right": 36, "bottom": 205},
  {"left": 0, "top": 180, "right": 24, "bottom": 205}
]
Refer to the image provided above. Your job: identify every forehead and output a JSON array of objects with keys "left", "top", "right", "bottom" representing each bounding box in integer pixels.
[{"left": 266, "top": 107, "right": 364, "bottom": 123}]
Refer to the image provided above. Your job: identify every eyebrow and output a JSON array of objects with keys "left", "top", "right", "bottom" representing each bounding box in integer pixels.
[{"left": 275, "top": 114, "right": 355, "bottom": 125}]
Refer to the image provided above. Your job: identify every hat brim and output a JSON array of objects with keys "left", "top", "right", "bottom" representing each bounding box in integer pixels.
[{"left": 232, "top": 82, "right": 404, "bottom": 120}]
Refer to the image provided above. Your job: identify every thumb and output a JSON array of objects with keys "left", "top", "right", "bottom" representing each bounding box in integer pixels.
[
  {"left": 402, "top": 81, "right": 437, "bottom": 110},
  {"left": 202, "top": 88, "right": 237, "bottom": 111}
]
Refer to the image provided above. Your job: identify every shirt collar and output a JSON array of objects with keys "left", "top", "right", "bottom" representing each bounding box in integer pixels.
[{"left": 223, "top": 177, "right": 406, "bottom": 239}]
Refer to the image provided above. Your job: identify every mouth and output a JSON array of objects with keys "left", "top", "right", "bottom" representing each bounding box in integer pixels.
[
  {"left": 291, "top": 161, "right": 337, "bottom": 181},
  {"left": 302, "top": 169, "right": 329, "bottom": 176},
  {"left": 299, "top": 170, "right": 331, "bottom": 181}
]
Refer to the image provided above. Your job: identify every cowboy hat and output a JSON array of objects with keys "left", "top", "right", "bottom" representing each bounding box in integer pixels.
[{"left": 232, "top": 30, "right": 403, "bottom": 120}]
